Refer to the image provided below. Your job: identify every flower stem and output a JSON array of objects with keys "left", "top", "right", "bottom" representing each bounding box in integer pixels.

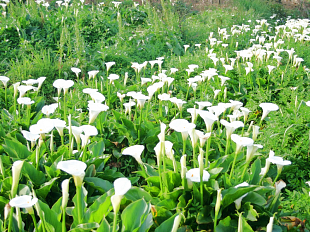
[
  {"left": 200, "top": 175, "right": 204, "bottom": 206},
  {"left": 76, "top": 185, "right": 83, "bottom": 225},
  {"left": 112, "top": 211, "right": 118, "bottom": 232},
  {"left": 31, "top": 213, "right": 38, "bottom": 232},
  {"left": 229, "top": 151, "right": 239, "bottom": 181},
  {"left": 182, "top": 139, "right": 186, "bottom": 156},
  {"left": 205, "top": 137, "right": 211, "bottom": 168},
  {"left": 62, "top": 207, "right": 67, "bottom": 232}
]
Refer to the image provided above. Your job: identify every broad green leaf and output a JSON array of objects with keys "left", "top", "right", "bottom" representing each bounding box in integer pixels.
[
  {"left": 69, "top": 222, "right": 99, "bottom": 231},
  {"left": 138, "top": 213, "right": 153, "bottom": 232},
  {"left": 97, "top": 218, "right": 111, "bottom": 232},
  {"left": 22, "top": 162, "right": 46, "bottom": 185},
  {"left": 249, "top": 159, "right": 261, "bottom": 185},
  {"left": 243, "top": 203, "right": 259, "bottom": 221},
  {"left": 239, "top": 214, "right": 254, "bottom": 232},
  {"left": 216, "top": 216, "right": 236, "bottom": 232},
  {"left": 3, "top": 138, "right": 31, "bottom": 159},
  {"left": 154, "top": 213, "right": 178, "bottom": 232},
  {"left": 37, "top": 200, "right": 62, "bottom": 232},
  {"left": 72, "top": 185, "right": 88, "bottom": 228},
  {"left": 197, "top": 206, "right": 212, "bottom": 225},
  {"left": 125, "top": 187, "right": 152, "bottom": 202},
  {"left": 89, "top": 141, "right": 105, "bottom": 158},
  {"left": 121, "top": 198, "right": 150, "bottom": 232},
  {"left": 243, "top": 192, "right": 267, "bottom": 206},
  {"left": 84, "top": 177, "right": 113, "bottom": 193},
  {"left": 84, "top": 193, "right": 112, "bottom": 223},
  {"left": 36, "top": 177, "right": 58, "bottom": 199},
  {"left": 221, "top": 186, "right": 257, "bottom": 209},
  {"left": 51, "top": 197, "right": 62, "bottom": 221}
]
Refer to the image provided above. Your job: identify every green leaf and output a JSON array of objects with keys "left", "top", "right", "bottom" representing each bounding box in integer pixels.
[
  {"left": 154, "top": 213, "right": 178, "bottom": 232},
  {"left": 22, "top": 162, "right": 46, "bottom": 185},
  {"left": 97, "top": 218, "right": 111, "bottom": 232},
  {"left": 37, "top": 200, "right": 62, "bottom": 232},
  {"left": 84, "top": 177, "right": 113, "bottom": 193},
  {"left": 36, "top": 177, "right": 58, "bottom": 199},
  {"left": 51, "top": 197, "right": 62, "bottom": 221},
  {"left": 72, "top": 185, "right": 88, "bottom": 228},
  {"left": 216, "top": 216, "right": 236, "bottom": 232},
  {"left": 69, "top": 222, "right": 99, "bottom": 231},
  {"left": 221, "top": 186, "right": 257, "bottom": 209},
  {"left": 138, "top": 213, "right": 153, "bottom": 232},
  {"left": 84, "top": 193, "right": 112, "bottom": 223},
  {"left": 249, "top": 159, "right": 261, "bottom": 185},
  {"left": 239, "top": 214, "right": 254, "bottom": 232},
  {"left": 243, "top": 203, "right": 259, "bottom": 221},
  {"left": 125, "top": 187, "right": 153, "bottom": 202},
  {"left": 3, "top": 138, "right": 31, "bottom": 159},
  {"left": 89, "top": 141, "right": 105, "bottom": 158},
  {"left": 197, "top": 206, "right": 212, "bottom": 225},
  {"left": 121, "top": 198, "right": 151, "bottom": 232},
  {"left": 243, "top": 192, "right": 267, "bottom": 206}
]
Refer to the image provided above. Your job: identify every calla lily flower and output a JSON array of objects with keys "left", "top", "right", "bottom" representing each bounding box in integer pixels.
[
  {"left": 88, "top": 70, "right": 99, "bottom": 79},
  {"left": 9, "top": 195, "right": 38, "bottom": 214},
  {"left": 17, "top": 97, "right": 34, "bottom": 105},
  {"left": 186, "top": 168, "right": 210, "bottom": 182},
  {"left": 111, "top": 177, "right": 131, "bottom": 213},
  {"left": 11, "top": 161, "right": 24, "bottom": 197},
  {"left": 267, "top": 155, "right": 291, "bottom": 173},
  {"left": 105, "top": 62, "right": 115, "bottom": 72},
  {"left": 18, "top": 85, "right": 34, "bottom": 98},
  {"left": 259, "top": 103, "right": 279, "bottom": 121},
  {"left": 30, "top": 118, "right": 54, "bottom": 136},
  {"left": 71, "top": 67, "right": 81, "bottom": 78},
  {"left": 57, "top": 160, "right": 86, "bottom": 187},
  {"left": 88, "top": 102, "right": 109, "bottom": 124},
  {"left": 169, "top": 119, "right": 196, "bottom": 141},
  {"left": 42, "top": 103, "right": 58, "bottom": 116},
  {"left": 0, "top": 76, "right": 9, "bottom": 87},
  {"left": 61, "top": 179, "right": 70, "bottom": 209},
  {"left": 220, "top": 119, "right": 244, "bottom": 139},
  {"left": 122, "top": 145, "right": 145, "bottom": 164},
  {"left": 198, "top": 110, "right": 218, "bottom": 132},
  {"left": 52, "top": 119, "right": 66, "bottom": 136},
  {"left": 234, "top": 182, "right": 249, "bottom": 209},
  {"left": 266, "top": 217, "right": 274, "bottom": 232},
  {"left": 231, "top": 134, "right": 254, "bottom": 154}
]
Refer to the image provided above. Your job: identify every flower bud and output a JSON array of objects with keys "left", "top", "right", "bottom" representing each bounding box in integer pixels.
[
  {"left": 11, "top": 161, "right": 24, "bottom": 197},
  {"left": 180, "top": 155, "right": 187, "bottom": 179},
  {"left": 111, "top": 195, "right": 123, "bottom": 213},
  {"left": 61, "top": 179, "right": 70, "bottom": 209},
  {"left": 215, "top": 189, "right": 222, "bottom": 215}
]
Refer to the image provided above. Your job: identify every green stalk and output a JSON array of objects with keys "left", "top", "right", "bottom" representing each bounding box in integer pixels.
[
  {"left": 241, "top": 161, "right": 250, "bottom": 180},
  {"left": 157, "top": 154, "right": 164, "bottom": 194},
  {"left": 225, "top": 138, "right": 230, "bottom": 156},
  {"left": 76, "top": 185, "right": 83, "bottom": 225},
  {"left": 205, "top": 137, "right": 211, "bottom": 168},
  {"left": 63, "top": 93, "right": 67, "bottom": 123},
  {"left": 272, "top": 172, "right": 281, "bottom": 185},
  {"left": 4, "top": 86, "right": 7, "bottom": 109},
  {"left": 62, "top": 208, "right": 67, "bottom": 232},
  {"left": 229, "top": 151, "right": 239, "bottom": 181},
  {"left": 200, "top": 173, "right": 204, "bottom": 206},
  {"left": 8, "top": 208, "right": 13, "bottom": 232},
  {"left": 182, "top": 138, "right": 186, "bottom": 155},
  {"left": 112, "top": 211, "right": 118, "bottom": 232},
  {"left": 138, "top": 107, "right": 142, "bottom": 143},
  {"left": 193, "top": 145, "right": 197, "bottom": 168},
  {"left": 185, "top": 85, "right": 190, "bottom": 100},
  {"left": 31, "top": 213, "right": 38, "bottom": 232}
]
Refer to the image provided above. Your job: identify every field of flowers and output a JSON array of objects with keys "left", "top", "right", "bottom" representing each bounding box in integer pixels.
[{"left": 0, "top": 0, "right": 310, "bottom": 231}]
